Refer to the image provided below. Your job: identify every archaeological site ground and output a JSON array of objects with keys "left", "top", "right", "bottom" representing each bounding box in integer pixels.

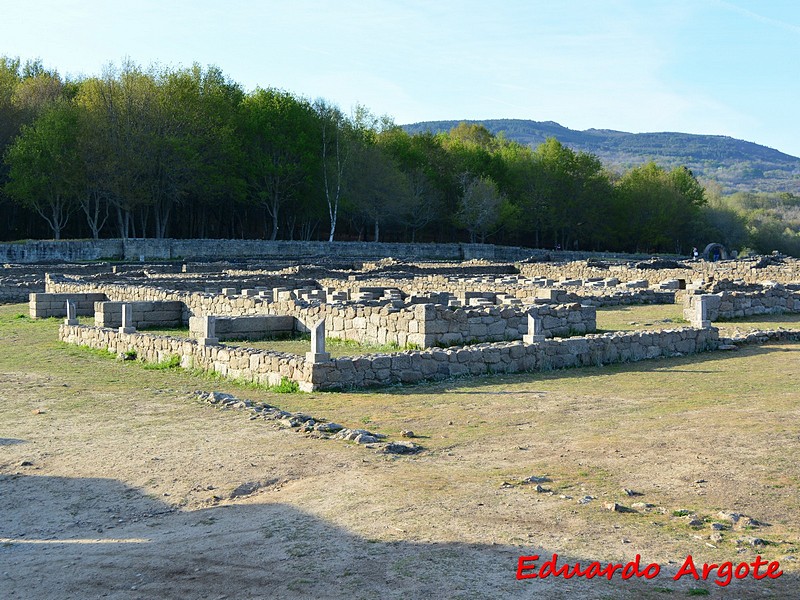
[{"left": 1, "top": 239, "right": 800, "bottom": 599}]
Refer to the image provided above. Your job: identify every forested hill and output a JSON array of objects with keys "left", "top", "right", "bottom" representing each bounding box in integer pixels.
[{"left": 402, "top": 119, "right": 800, "bottom": 194}]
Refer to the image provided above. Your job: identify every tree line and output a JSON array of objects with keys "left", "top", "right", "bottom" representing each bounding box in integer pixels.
[{"left": 0, "top": 57, "right": 796, "bottom": 256}]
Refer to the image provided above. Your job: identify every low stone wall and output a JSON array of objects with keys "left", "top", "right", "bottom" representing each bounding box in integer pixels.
[
  {"left": 518, "top": 257, "right": 800, "bottom": 285},
  {"left": 1, "top": 238, "right": 539, "bottom": 263},
  {"left": 416, "top": 303, "right": 596, "bottom": 347},
  {"left": 95, "top": 301, "right": 184, "bottom": 329},
  {"left": 307, "top": 326, "right": 719, "bottom": 390},
  {"left": 0, "top": 280, "right": 42, "bottom": 303},
  {"left": 684, "top": 288, "right": 800, "bottom": 321},
  {"left": 58, "top": 322, "right": 720, "bottom": 392},
  {"left": 29, "top": 292, "right": 107, "bottom": 318},
  {"left": 59, "top": 324, "right": 314, "bottom": 390},
  {"left": 319, "top": 274, "right": 676, "bottom": 307},
  {"left": 1, "top": 238, "right": 662, "bottom": 264},
  {"left": 188, "top": 315, "right": 295, "bottom": 341}
]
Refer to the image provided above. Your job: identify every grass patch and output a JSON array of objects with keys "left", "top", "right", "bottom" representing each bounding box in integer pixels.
[
  {"left": 271, "top": 377, "right": 300, "bottom": 393},
  {"left": 596, "top": 304, "right": 685, "bottom": 331},
  {"left": 143, "top": 354, "right": 182, "bottom": 370},
  {"left": 227, "top": 334, "right": 420, "bottom": 356},
  {"left": 75, "top": 344, "right": 118, "bottom": 360}
]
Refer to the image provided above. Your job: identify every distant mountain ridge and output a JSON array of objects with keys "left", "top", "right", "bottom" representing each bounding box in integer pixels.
[{"left": 401, "top": 119, "right": 800, "bottom": 194}]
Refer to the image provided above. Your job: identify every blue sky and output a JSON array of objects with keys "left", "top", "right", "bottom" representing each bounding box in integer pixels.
[{"left": 2, "top": 0, "right": 799, "bottom": 156}]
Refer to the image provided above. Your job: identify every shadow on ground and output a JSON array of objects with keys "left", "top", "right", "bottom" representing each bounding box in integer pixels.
[{"left": 0, "top": 474, "right": 793, "bottom": 599}]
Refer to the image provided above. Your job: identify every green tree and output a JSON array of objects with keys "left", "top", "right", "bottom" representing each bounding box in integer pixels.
[
  {"left": 240, "top": 88, "right": 318, "bottom": 240},
  {"left": 344, "top": 142, "right": 410, "bottom": 242},
  {"left": 456, "top": 174, "right": 504, "bottom": 243},
  {"left": 4, "top": 102, "right": 83, "bottom": 239},
  {"left": 614, "top": 162, "right": 706, "bottom": 253}
]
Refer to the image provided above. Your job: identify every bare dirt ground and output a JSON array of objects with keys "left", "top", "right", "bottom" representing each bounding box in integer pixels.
[{"left": 1, "top": 303, "right": 799, "bottom": 599}]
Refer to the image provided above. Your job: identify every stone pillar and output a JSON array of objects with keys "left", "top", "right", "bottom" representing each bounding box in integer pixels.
[
  {"left": 305, "top": 319, "right": 330, "bottom": 363},
  {"left": 222, "top": 287, "right": 237, "bottom": 297},
  {"left": 197, "top": 316, "right": 219, "bottom": 346},
  {"left": 692, "top": 295, "right": 712, "bottom": 329},
  {"left": 523, "top": 312, "right": 545, "bottom": 343},
  {"left": 64, "top": 300, "right": 78, "bottom": 326},
  {"left": 119, "top": 303, "right": 136, "bottom": 334}
]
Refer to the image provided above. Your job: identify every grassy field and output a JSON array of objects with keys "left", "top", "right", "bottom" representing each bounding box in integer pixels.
[{"left": 2, "top": 302, "right": 799, "bottom": 598}]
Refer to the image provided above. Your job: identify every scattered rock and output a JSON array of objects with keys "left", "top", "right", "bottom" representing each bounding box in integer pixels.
[
  {"left": 191, "top": 390, "right": 415, "bottom": 455},
  {"left": 314, "top": 422, "right": 344, "bottom": 433},
  {"left": 631, "top": 502, "right": 654, "bottom": 510},
  {"left": 19, "top": 460, "right": 33, "bottom": 467},
  {"left": 383, "top": 441, "right": 422, "bottom": 455},
  {"left": 622, "top": 488, "right": 641, "bottom": 497},
  {"left": 229, "top": 481, "right": 261, "bottom": 499},
  {"left": 578, "top": 495, "right": 594, "bottom": 505},
  {"left": 400, "top": 430, "right": 416, "bottom": 438},
  {"left": 523, "top": 475, "right": 551, "bottom": 484}
]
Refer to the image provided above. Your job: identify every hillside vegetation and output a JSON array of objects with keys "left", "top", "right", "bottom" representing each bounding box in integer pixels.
[{"left": 404, "top": 119, "right": 800, "bottom": 195}]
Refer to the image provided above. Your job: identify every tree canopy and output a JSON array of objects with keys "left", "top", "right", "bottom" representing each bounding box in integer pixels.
[{"left": 1, "top": 56, "right": 797, "bottom": 256}]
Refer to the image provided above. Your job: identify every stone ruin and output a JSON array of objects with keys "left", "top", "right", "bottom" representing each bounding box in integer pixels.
[{"left": 12, "top": 253, "right": 800, "bottom": 391}]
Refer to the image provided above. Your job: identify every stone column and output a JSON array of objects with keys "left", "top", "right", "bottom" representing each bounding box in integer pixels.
[
  {"left": 119, "top": 303, "right": 136, "bottom": 334},
  {"left": 64, "top": 300, "right": 78, "bottom": 326},
  {"left": 691, "top": 295, "right": 712, "bottom": 329},
  {"left": 305, "top": 319, "right": 330, "bottom": 363},
  {"left": 523, "top": 312, "right": 545, "bottom": 343},
  {"left": 197, "top": 316, "right": 219, "bottom": 346}
]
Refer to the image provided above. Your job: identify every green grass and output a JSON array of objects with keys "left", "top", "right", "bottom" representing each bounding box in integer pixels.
[
  {"left": 142, "top": 354, "right": 182, "bottom": 370},
  {"left": 713, "top": 311, "right": 800, "bottom": 334},
  {"left": 224, "top": 334, "right": 420, "bottom": 356},
  {"left": 596, "top": 304, "right": 686, "bottom": 331},
  {"left": 597, "top": 303, "right": 800, "bottom": 334}
]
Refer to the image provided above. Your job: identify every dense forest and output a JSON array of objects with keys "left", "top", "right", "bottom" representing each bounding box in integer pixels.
[{"left": 1, "top": 57, "right": 799, "bottom": 257}]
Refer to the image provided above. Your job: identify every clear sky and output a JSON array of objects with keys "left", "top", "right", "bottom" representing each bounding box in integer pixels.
[{"left": 2, "top": 0, "right": 799, "bottom": 156}]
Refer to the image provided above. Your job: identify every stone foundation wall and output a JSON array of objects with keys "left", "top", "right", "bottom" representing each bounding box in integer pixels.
[
  {"left": 313, "top": 327, "right": 719, "bottom": 390},
  {"left": 58, "top": 322, "right": 720, "bottom": 392},
  {"left": 518, "top": 258, "right": 800, "bottom": 285},
  {"left": 2, "top": 239, "right": 539, "bottom": 263},
  {"left": 1, "top": 280, "right": 41, "bottom": 303},
  {"left": 95, "top": 301, "right": 184, "bottom": 329},
  {"left": 29, "top": 292, "right": 108, "bottom": 318},
  {"left": 1, "top": 238, "right": 661, "bottom": 264},
  {"left": 684, "top": 288, "right": 800, "bottom": 321},
  {"left": 415, "top": 303, "right": 596, "bottom": 347},
  {"left": 59, "top": 324, "right": 314, "bottom": 390},
  {"left": 318, "top": 275, "right": 675, "bottom": 307},
  {"left": 188, "top": 315, "right": 295, "bottom": 341}
]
